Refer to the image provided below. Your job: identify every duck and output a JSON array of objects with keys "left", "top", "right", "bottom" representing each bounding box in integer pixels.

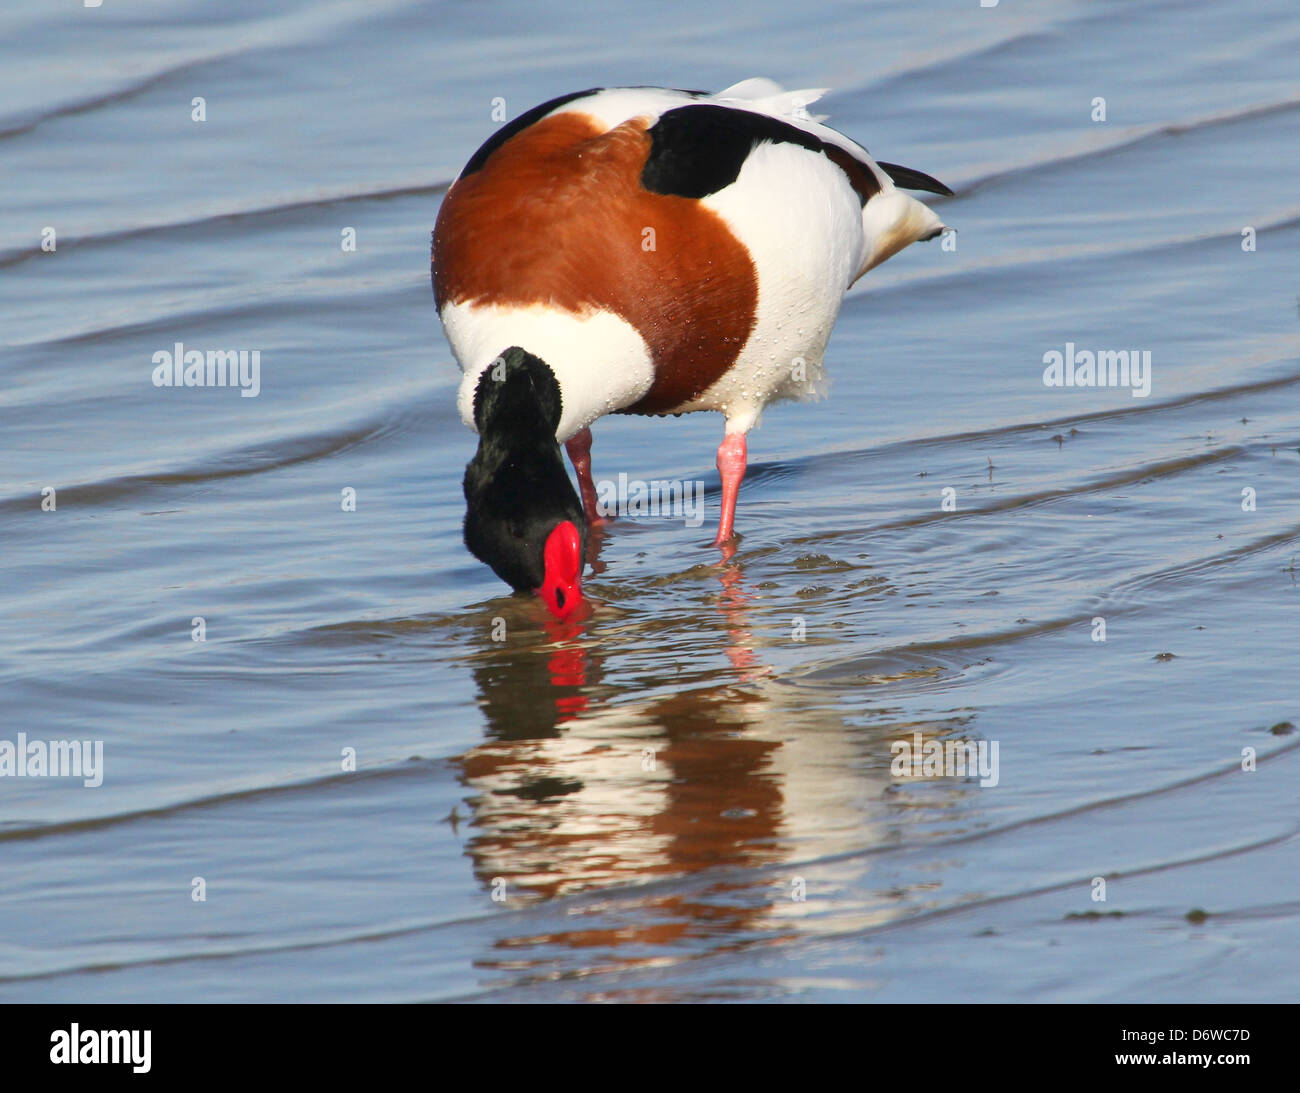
[{"left": 432, "top": 79, "right": 952, "bottom": 619}]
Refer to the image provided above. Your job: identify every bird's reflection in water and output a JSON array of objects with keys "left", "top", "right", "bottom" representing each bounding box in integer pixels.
[
  {"left": 541, "top": 617, "right": 589, "bottom": 721},
  {"left": 464, "top": 553, "right": 831, "bottom": 874},
  {"left": 453, "top": 544, "right": 975, "bottom": 969},
  {"left": 714, "top": 538, "right": 768, "bottom": 680},
  {"left": 463, "top": 656, "right": 782, "bottom": 884}
]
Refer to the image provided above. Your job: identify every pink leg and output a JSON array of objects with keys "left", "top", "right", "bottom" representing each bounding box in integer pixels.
[
  {"left": 565, "top": 427, "right": 604, "bottom": 526},
  {"left": 713, "top": 432, "right": 748, "bottom": 545}
]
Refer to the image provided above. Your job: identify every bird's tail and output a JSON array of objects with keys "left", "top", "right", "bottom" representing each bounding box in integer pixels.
[{"left": 855, "top": 186, "right": 947, "bottom": 282}]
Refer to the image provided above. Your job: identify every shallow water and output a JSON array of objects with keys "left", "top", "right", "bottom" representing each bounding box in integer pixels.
[{"left": 2, "top": 0, "right": 1298, "bottom": 1002}]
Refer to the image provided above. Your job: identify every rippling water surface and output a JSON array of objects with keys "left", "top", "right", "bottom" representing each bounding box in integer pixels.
[{"left": 3, "top": 0, "right": 1299, "bottom": 1002}]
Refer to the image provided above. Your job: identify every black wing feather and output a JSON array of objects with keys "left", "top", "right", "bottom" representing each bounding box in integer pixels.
[
  {"left": 641, "top": 104, "right": 885, "bottom": 205},
  {"left": 874, "top": 161, "right": 954, "bottom": 196}
]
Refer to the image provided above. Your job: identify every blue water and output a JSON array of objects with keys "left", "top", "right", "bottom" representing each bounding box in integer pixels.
[{"left": 2, "top": 0, "right": 1298, "bottom": 1001}]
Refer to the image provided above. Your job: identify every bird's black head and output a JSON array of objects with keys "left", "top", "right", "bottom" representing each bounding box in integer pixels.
[{"left": 462, "top": 347, "right": 587, "bottom": 618}]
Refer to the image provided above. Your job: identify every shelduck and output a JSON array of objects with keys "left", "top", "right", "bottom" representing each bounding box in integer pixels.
[{"left": 433, "top": 79, "right": 952, "bottom": 618}]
